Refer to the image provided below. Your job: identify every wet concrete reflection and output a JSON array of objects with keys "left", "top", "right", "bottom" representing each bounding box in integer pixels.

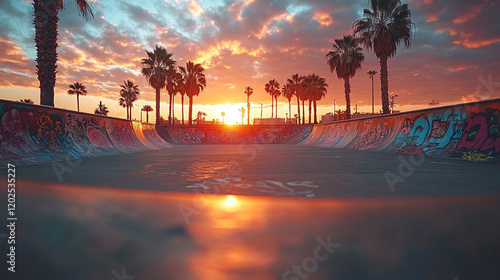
[{"left": 1, "top": 179, "right": 500, "bottom": 280}]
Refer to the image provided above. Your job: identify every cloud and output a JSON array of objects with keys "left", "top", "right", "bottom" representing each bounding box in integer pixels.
[{"left": 0, "top": 0, "right": 500, "bottom": 118}]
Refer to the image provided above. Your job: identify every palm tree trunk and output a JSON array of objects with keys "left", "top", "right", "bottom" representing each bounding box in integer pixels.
[
  {"left": 275, "top": 96, "right": 278, "bottom": 118},
  {"left": 155, "top": 87, "right": 160, "bottom": 124},
  {"left": 77, "top": 93, "right": 80, "bottom": 111},
  {"left": 309, "top": 99, "right": 312, "bottom": 124},
  {"left": 172, "top": 94, "right": 175, "bottom": 124},
  {"left": 302, "top": 100, "right": 305, "bottom": 124},
  {"left": 247, "top": 95, "right": 250, "bottom": 125},
  {"left": 288, "top": 99, "right": 291, "bottom": 123},
  {"left": 313, "top": 100, "right": 318, "bottom": 124},
  {"left": 181, "top": 95, "right": 185, "bottom": 125},
  {"left": 380, "top": 55, "right": 390, "bottom": 114},
  {"left": 271, "top": 96, "right": 274, "bottom": 118},
  {"left": 168, "top": 93, "right": 172, "bottom": 125},
  {"left": 35, "top": 0, "right": 58, "bottom": 107},
  {"left": 296, "top": 96, "right": 301, "bottom": 125},
  {"left": 188, "top": 96, "right": 193, "bottom": 125},
  {"left": 146, "top": 112, "right": 149, "bottom": 123},
  {"left": 344, "top": 77, "right": 351, "bottom": 119}
]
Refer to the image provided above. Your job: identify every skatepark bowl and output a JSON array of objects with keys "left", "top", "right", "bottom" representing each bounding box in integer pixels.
[{"left": 1, "top": 98, "right": 500, "bottom": 279}]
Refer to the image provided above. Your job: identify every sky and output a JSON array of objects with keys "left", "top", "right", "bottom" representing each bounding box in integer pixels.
[{"left": 1, "top": 0, "right": 500, "bottom": 124}]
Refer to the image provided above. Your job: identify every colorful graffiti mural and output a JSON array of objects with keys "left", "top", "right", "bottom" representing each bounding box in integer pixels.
[
  {"left": 302, "top": 99, "right": 500, "bottom": 162},
  {"left": 0, "top": 99, "right": 172, "bottom": 167},
  {"left": 157, "top": 125, "right": 312, "bottom": 144}
]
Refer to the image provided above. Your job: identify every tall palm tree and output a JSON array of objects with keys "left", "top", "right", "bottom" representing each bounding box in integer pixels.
[
  {"left": 141, "top": 45, "right": 176, "bottom": 124},
  {"left": 244, "top": 86, "right": 253, "bottom": 125},
  {"left": 326, "top": 35, "right": 365, "bottom": 119},
  {"left": 179, "top": 61, "right": 206, "bottom": 125},
  {"left": 304, "top": 74, "right": 328, "bottom": 124},
  {"left": 367, "top": 70, "right": 377, "bottom": 114},
  {"left": 174, "top": 71, "right": 186, "bottom": 125},
  {"left": 166, "top": 68, "right": 181, "bottom": 125},
  {"left": 142, "top": 105, "right": 153, "bottom": 123},
  {"left": 282, "top": 84, "right": 293, "bottom": 122},
  {"left": 287, "top": 74, "right": 304, "bottom": 125},
  {"left": 221, "top": 112, "right": 225, "bottom": 124},
  {"left": 19, "top": 99, "right": 35, "bottom": 104},
  {"left": 35, "top": 0, "right": 94, "bottom": 107},
  {"left": 119, "top": 80, "right": 140, "bottom": 120},
  {"left": 67, "top": 82, "right": 87, "bottom": 112},
  {"left": 354, "top": 0, "right": 414, "bottom": 114},
  {"left": 274, "top": 85, "right": 281, "bottom": 118},
  {"left": 299, "top": 79, "right": 310, "bottom": 124},
  {"left": 94, "top": 101, "right": 109, "bottom": 116},
  {"left": 265, "top": 79, "right": 280, "bottom": 118}
]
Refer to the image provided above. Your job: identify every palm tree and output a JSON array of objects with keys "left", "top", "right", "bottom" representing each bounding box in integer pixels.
[
  {"left": 35, "top": 0, "right": 93, "bottom": 107},
  {"left": 119, "top": 80, "right": 140, "bottom": 120},
  {"left": 354, "top": 0, "right": 414, "bottom": 114},
  {"left": 94, "top": 101, "right": 109, "bottom": 116},
  {"left": 299, "top": 79, "right": 309, "bottom": 124},
  {"left": 287, "top": 74, "right": 304, "bottom": 125},
  {"left": 19, "top": 99, "right": 34, "bottom": 104},
  {"left": 141, "top": 45, "right": 176, "bottom": 124},
  {"left": 265, "top": 79, "right": 280, "bottom": 118},
  {"left": 244, "top": 86, "right": 253, "bottom": 125},
  {"left": 174, "top": 71, "right": 186, "bottom": 125},
  {"left": 282, "top": 84, "right": 293, "bottom": 122},
  {"left": 179, "top": 61, "right": 206, "bottom": 125},
  {"left": 239, "top": 107, "right": 245, "bottom": 125},
  {"left": 166, "top": 68, "right": 181, "bottom": 125},
  {"left": 326, "top": 35, "right": 365, "bottom": 119},
  {"left": 367, "top": 70, "right": 377, "bottom": 114},
  {"left": 221, "top": 112, "right": 225, "bottom": 124},
  {"left": 67, "top": 82, "right": 87, "bottom": 112},
  {"left": 142, "top": 105, "right": 153, "bottom": 123},
  {"left": 304, "top": 74, "right": 328, "bottom": 124}
]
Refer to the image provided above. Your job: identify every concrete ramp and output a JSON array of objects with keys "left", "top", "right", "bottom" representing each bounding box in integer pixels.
[
  {"left": 0, "top": 99, "right": 172, "bottom": 167},
  {"left": 301, "top": 99, "right": 500, "bottom": 162},
  {"left": 157, "top": 124, "right": 312, "bottom": 144}
]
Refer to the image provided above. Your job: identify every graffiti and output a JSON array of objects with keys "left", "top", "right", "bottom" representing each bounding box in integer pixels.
[
  {"left": 461, "top": 152, "right": 493, "bottom": 162},
  {"left": 384, "top": 111, "right": 467, "bottom": 157},
  {"left": 456, "top": 109, "right": 500, "bottom": 156},
  {"left": 351, "top": 121, "right": 391, "bottom": 150},
  {"left": 0, "top": 100, "right": 171, "bottom": 167},
  {"left": 304, "top": 100, "right": 500, "bottom": 162},
  {"left": 163, "top": 126, "right": 312, "bottom": 144}
]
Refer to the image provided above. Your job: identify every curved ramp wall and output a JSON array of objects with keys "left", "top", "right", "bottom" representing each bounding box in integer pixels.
[
  {"left": 157, "top": 125, "right": 313, "bottom": 144},
  {"left": 301, "top": 99, "right": 500, "bottom": 162},
  {"left": 0, "top": 99, "right": 171, "bottom": 167}
]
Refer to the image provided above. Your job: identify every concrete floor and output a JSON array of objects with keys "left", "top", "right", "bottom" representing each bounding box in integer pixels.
[
  {"left": 15, "top": 144, "right": 500, "bottom": 198},
  {"left": 2, "top": 145, "right": 500, "bottom": 280}
]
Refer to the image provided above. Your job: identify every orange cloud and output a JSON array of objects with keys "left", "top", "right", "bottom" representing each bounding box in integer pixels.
[
  {"left": 194, "top": 40, "right": 265, "bottom": 68},
  {"left": 313, "top": 12, "right": 333, "bottom": 27},
  {"left": 254, "top": 12, "right": 293, "bottom": 39},
  {"left": 461, "top": 93, "right": 481, "bottom": 103}
]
